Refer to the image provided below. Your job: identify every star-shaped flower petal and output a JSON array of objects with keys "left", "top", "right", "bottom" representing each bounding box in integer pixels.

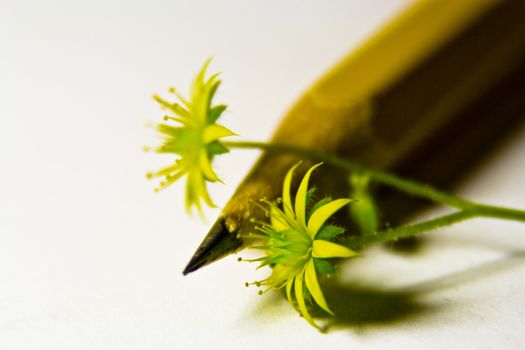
[
  {"left": 147, "top": 60, "right": 236, "bottom": 215},
  {"left": 249, "top": 163, "right": 358, "bottom": 329}
]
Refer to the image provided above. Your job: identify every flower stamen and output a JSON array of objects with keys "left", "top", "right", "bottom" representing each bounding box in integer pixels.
[
  {"left": 146, "top": 60, "right": 237, "bottom": 214},
  {"left": 245, "top": 163, "right": 358, "bottom": 329}
]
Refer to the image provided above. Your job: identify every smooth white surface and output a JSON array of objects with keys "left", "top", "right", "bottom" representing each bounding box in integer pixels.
[{"left": 1, "top": 0, "right": 524, "bottom": 349}]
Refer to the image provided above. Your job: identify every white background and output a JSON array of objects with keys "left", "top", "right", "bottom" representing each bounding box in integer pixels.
[{"left": 1, "top": 0, "right": 525, "bottom": 349}]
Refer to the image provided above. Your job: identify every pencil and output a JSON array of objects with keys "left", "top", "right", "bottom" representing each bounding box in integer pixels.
[{"left": 183, "top": 0, "right": 525, "bottom": 275}]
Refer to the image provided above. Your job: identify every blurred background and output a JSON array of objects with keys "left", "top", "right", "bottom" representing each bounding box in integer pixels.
[{"left": 1, "top": 0, "right": 524, "bottom": 349}]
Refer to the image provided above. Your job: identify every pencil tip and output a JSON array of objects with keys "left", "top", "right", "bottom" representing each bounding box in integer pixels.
[{"left": 183, "top": 217, "right": 243, "bottom": 275}]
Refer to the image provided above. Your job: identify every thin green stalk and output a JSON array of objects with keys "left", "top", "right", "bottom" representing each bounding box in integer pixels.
[
  {"left": 343, "top": 211, "right": 475, "bottom": 249},
  {"left": 474, "top": 204, "right": 525, "bottom": 222},
  {"left": 223, "top": 140, "right": 525, "bottom": 225},
  {"left": 224, "top": 141, "right": 473, "bottom": 208},
  {"left": 344, "top": 206, "right": 525, "bottom": 249}
]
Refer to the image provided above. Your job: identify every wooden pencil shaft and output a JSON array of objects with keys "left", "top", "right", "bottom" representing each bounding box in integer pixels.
[{"left": 184, "top": 0, "right": 525, "bottom": 274}]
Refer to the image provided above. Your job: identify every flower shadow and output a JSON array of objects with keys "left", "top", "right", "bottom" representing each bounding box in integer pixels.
[
  {"left": 319, "top": 250, "right": 525, "bottom": 332},
  {"left": 250, "top": 250, "right": 525, "bottom": 332},
  {"left": 316, "top": 282, "right": 433, "bottom": 332}
]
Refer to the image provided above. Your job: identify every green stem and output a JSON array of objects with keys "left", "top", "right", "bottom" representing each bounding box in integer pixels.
[
  {"left": 345, "top": 206, "right": 525, "bottom": 249},
  {"left": 474, "top": 204, "right": 525, "bottom": 222},
  {"left": 224, "top": 141, "right": 473, "bottom": 208},
  {"left": 343, "top": 211, "right": 475, "bottom": 249},
  {"left": 223, "top": 140, "right": 525, "bottom": 226}
]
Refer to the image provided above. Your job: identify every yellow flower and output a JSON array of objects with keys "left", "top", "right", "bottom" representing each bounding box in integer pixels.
[
  {"left": 147, "top": 60, "right": 236, "bottom": 214},
  {"left": 250, "top": 163, "right": 358, "bottom": 329}
]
